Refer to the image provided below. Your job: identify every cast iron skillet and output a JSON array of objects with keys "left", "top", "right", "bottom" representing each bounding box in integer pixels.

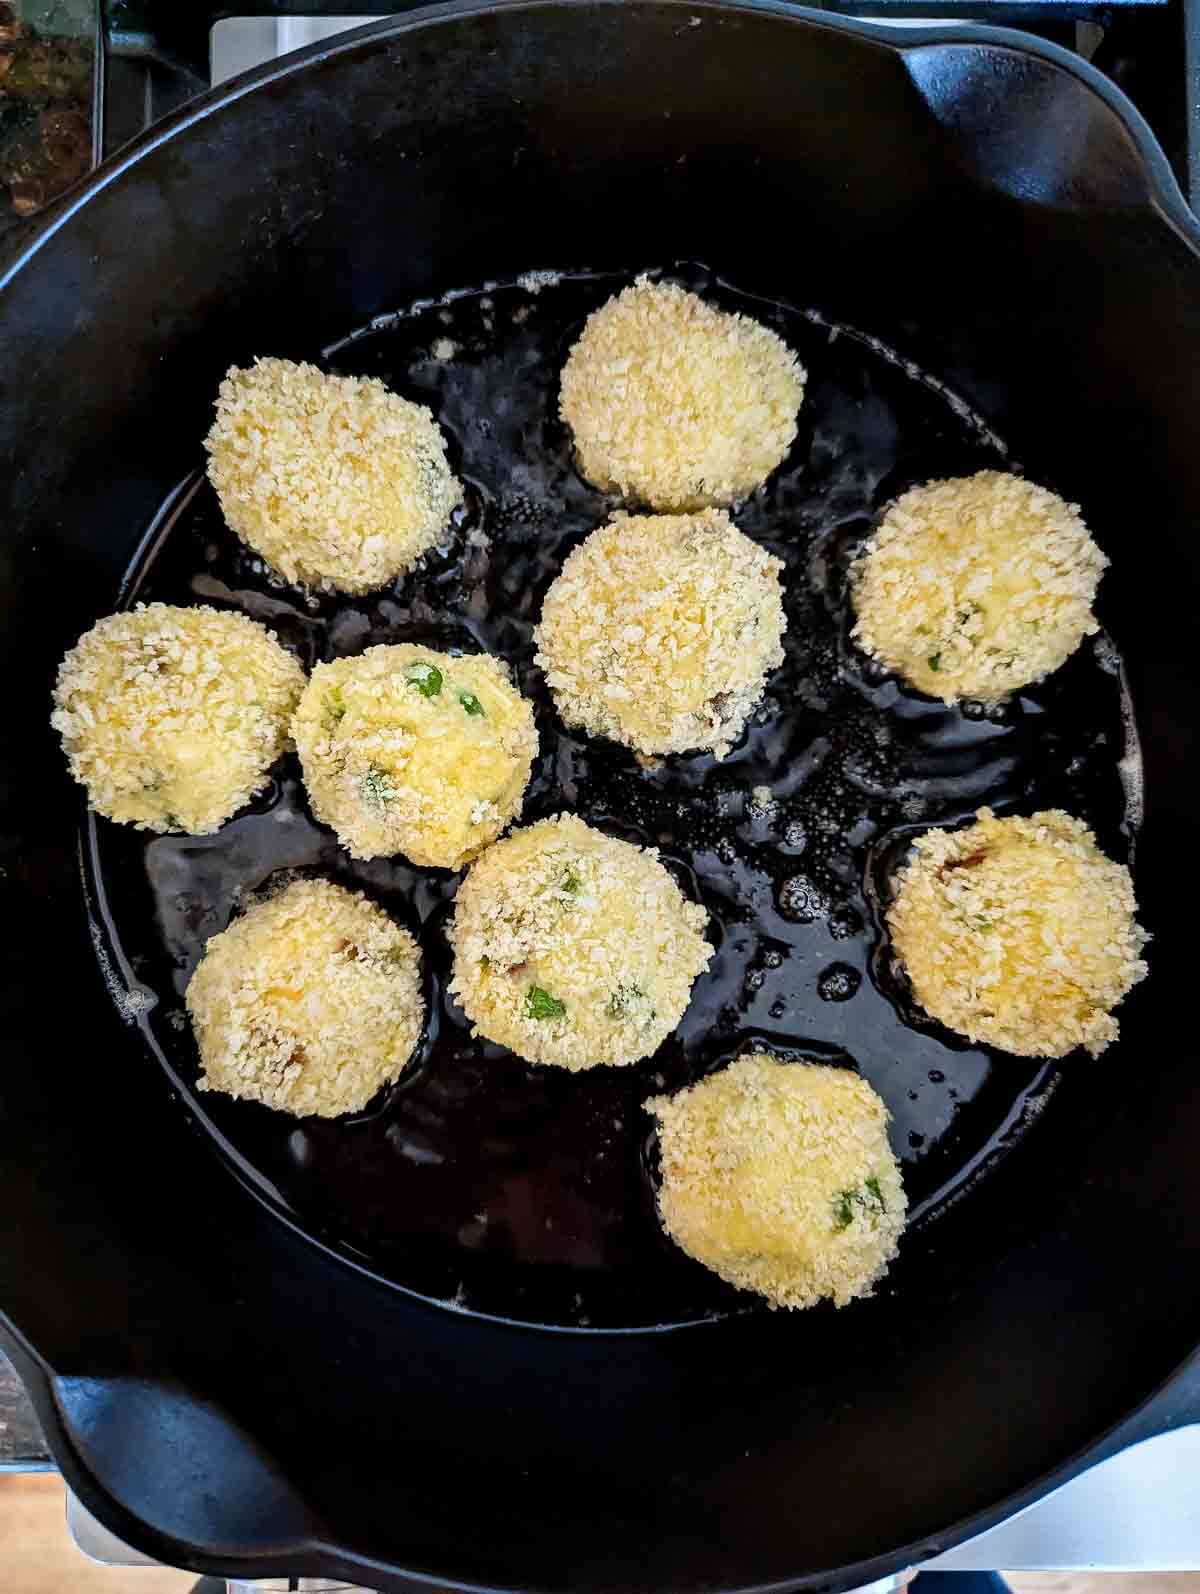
[{"left": 2, "top": 3, "right": 1200, "bottom": 1589}]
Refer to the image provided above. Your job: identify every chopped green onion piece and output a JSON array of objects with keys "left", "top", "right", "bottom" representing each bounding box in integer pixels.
[
  {"left": 834, "top": 1177, "right": 886, "bottom": 1231},
  {"left": 607, "top": 983, "right": 656, "bottom": 1023},
  {"left": 928, "top": 653, "right": 942, "bottom": 672},
  {"left": 458, "top": 690, "right": 485, "bottom": 717},
  {"left": 525, "top": 985, "right": 566, "bottom": 1021},
  {"left": 405, "top": 662, "right": 443, "bottom": 698}
]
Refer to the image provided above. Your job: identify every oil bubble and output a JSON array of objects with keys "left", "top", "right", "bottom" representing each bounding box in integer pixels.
[
  {"left": 777, "top": 875, "right": 827, "bottom": 923},
  {"left": 817, "top": 963, "right": 861, "bottom": 1002}
]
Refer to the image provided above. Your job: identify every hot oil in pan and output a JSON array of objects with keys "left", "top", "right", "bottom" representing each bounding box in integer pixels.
[{"left": 91, "top": 266, "right": 1139, "bottom": 1330}]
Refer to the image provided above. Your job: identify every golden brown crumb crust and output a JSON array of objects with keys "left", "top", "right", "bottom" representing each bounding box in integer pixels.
[
  {"left": 51, "top": 601, "right": 304, "bottom": 834},
  {"left": 534, "top": 510, "right": 785, "bottom": 758},
  {"left": 888, "top": 807, "right": 1147, "bottom": 1057},
  {"left": 648, "top": 1054, "right": 906, "bottom": 1309},
  {"left": 292, "top": 644, "right": 537, "bottom": 868},
  {"left": 205, "top": 357, "right": 462, "bottom": 594},
  {"left": 448, "top": 814, "right": 711, "bottom": 1070},
  {"left": 851, "top": 471, "right": 1107, "bottom": 702},
  {"left": 560, "top": 278, "right": 805, "bottom": 511},
  {"left": 186, "top": 877, "right": 424, "bottom": 1117}
]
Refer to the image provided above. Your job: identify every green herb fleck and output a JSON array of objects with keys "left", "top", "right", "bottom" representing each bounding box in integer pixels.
[
  {"left": 405, "top": 662, "right": 443, "bottom": 698},
  {"left": 833, "top": 1177, "right": 887, "bottom": 1231},
  {"left": 560, "top": 862, "right": 582, "bottom": 895},
  {"left": 458, "top": 690, "right": 485, "bottom": 717},
  {"left": 323, "top": 687, "right": 347, "bottom": 729},
  {"left": 525, "top": 985, "right": 566, "bottom": 1021},
  {"left": 608, "top": 983, "right": 656, "bottom": 1024},
  {"left": 359, "top": 763, "right": 396, "bottom": 807},
  {"left": 928, "top": 653, "right": 942, "bottom": 672}
]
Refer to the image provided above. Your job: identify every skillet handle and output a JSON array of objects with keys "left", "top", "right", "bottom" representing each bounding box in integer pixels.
[{"left": 1110, "top": 1350, "right": 1200, "bottom": 1446}]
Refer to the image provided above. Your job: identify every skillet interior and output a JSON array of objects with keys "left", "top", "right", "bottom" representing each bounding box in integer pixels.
[
  {"left": 2, "top": 4, "right": 1200, "bottom": 1588},
  {"left": 92, "top": 262, "right": 1135, "bottom": 1330}
]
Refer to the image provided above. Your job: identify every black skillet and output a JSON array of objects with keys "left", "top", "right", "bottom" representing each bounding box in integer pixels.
[{"left": 1, "top": 3, "right": 1199, "bottom": 1589}]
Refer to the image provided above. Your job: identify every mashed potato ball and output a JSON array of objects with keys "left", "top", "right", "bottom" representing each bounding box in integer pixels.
[
  {"left": 888, "top": 807, "right": 1147, "bottom": 1058},
  {"left": 448, "top": 814, "right": 711, "bottom": 1070},
  {"left": 560, "top": 278, "right": 805, "bottom": 511},
  {"left": 647, "top": 1054, "right": 906, "bottom": 1310},
  {"left": 186, "top": 877, "right": 424, "bottom": 1117},
  {"left": 204, "top": 357, "right": 462, "bottom": 594},
  {"left": 535, "top": 510, "right": 785, "bottom": 759},
  {"left": 851, "top": 470, "right": 1107, "bottom": 703},
  {"left": 292, "top": 644, "right": 537, "bottom": 869},
  {"left": 51, "top": 602, "right": 304, "bottom": 834}
]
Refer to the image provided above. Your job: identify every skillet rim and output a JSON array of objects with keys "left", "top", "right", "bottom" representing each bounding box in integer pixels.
[{"left": 3, "top": 0, "right": 1200, "bottom": 291}]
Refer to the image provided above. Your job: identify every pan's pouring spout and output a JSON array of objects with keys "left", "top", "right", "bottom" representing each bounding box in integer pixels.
[{"left": 902, "top": 39, "right": 1157, "bottom": 209}]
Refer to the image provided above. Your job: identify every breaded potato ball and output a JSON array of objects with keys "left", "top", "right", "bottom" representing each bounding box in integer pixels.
[
  {"left": 535, "top": 510, "right": 785, "bottom": 759},
  {"left": 851, "top": 470, "right": 1107, "bottom": 703},
  {"left": 560, "top": 278, "right": 805, "bottom": 511},
  {"left": 448, "top": 814, "right": 711, "bottom": 1070},
  {"left": 51, "top": 602, "right": 304, "bottom": 834},
  {"left": 292, "top": 644, "right": 536, "bottom": 870},
  {"left": 204, "top": 357, "right": 462, "bottom": 594},
  {"left": 648, "top": 1054, "right": 906, "bottom": 1310},
  {"left": 186, "top": 877, "right": 424, "bottom": 1118},
  {"left": 888, "top": 807, "right": 1147, "bottom": 1058}
]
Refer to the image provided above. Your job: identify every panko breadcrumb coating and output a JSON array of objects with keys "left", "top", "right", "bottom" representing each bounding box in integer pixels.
[
  {"left": 204, "top": 357, "right": 462, "bottom": 594},
  {"left": 560, "top": 278, "right": 805, "bottom": 511},
  {"left": 293, "top": 644, "right": 536, "bottom": 869},
  {"left": 449, "top": 814, "right": 711, "bottom": 1070},
  {"left": 851, "top": 471, "right": 1107, "bottom": 703},
  {"left": 535, "top": 510, "right": 785, "bottom": 759},
  {"left": 51, "top": 602, "right": 304, "bottom": 834},
  {"left": 648, "top": 1054, "right": 906, "bottom": 1310},
  {"left": 186, "top": 877, "right": 424, "bottom": 1117},
  {"left": 888, "top": 807, "right": 1147, "bottom": 1058}
]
